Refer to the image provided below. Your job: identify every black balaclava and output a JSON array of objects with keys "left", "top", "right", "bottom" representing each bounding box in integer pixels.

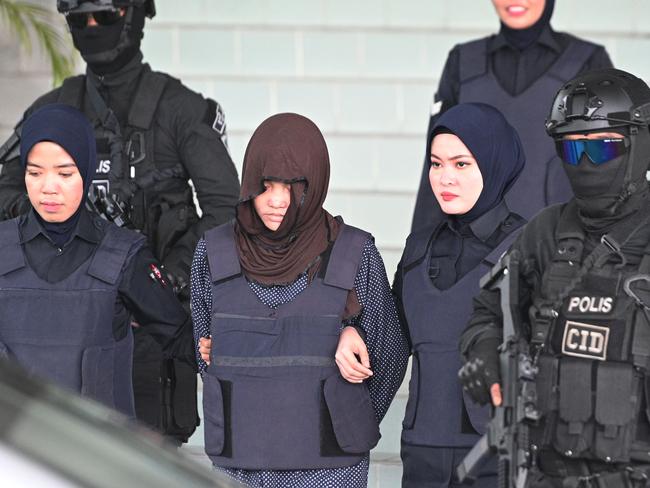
[
  {"left": 562, "top": 126, "right": 650, "bottom": 232},
  {"left": 428, "top": 102, "right": 526, "bottom": 223},
  {"left": 500, "top": 0, "right": 555, "bottom": 51},
  {"left": 69, "top": 5, "right": 146, "bottom": 75},
  {"left": 20, "top": 104, "right": 96, "bottom": 247}
]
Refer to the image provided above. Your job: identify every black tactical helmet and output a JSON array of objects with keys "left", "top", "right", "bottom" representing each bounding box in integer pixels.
[
  {"left": 57, "top": 0, "right": 155, "bottom": 19},
  {"left": 546, "top": 68, "right": 650, "bottom": 137}
]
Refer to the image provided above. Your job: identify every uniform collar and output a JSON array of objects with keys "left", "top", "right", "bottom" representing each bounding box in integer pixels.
[
  {"left": 489, "top": 24, "right": 561, "bottom": 54},
  {"left": 86, "top": 51, "right": 146, "bottom": 89},
  {"left": 20, "top": 207, "right": 102, "bottom": 246},
  {"left": 447, "top": 200, "right": 512, "bottom": 243}
]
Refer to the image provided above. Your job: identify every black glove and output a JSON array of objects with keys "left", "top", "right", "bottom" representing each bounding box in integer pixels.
[{"left": 458, "top": 337, "right": 500, "bottom": 406}]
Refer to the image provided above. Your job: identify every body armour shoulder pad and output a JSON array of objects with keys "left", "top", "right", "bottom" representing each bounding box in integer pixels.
[
  {"left": 204, "top": 220, "right": 240, "bottom": 283},
  {"left": 87, "top": 222, "right": 146, "bottom": 284},
  {"left": 458, "top": 37, "right": 489, "bottom": 83},
  {"left": 401, "top": 222, "right": 442, "bottom": 271},
  {"left": 0, "top": 218, "right": 26, "bottom": 276},
  {"left": 323, "top": 222, "right": 371, "bottom": 290}
]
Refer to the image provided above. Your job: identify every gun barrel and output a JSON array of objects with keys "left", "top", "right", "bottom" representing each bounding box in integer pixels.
[{"left": 456, "top": 434, "right": 492, "bottom": 483}]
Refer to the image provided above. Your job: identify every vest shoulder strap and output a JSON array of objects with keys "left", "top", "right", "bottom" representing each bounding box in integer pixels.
[
  {"left": 323, "top": 223, "right": 371, "bottom": 290},
  {"left": 458, "top": 38, "right": 489, "bottom": 84},
  {"left": 547, "top": 38, "right": 598, "bottom": 83},
  {"left": 57, "top": 75, "right": 85, "bottom": 109},
  {"left": 401, "top": 223, "right": 442, "bottom": 270},
  {"left": 204, "top": 221, "right": 241, "bottom": 283},
  {"left": 87, "top": 224, "right": 145, "bottom": 285},
  {"left": 127, "top": 70, "right": 168, "bottom": 130},
  {"left": 0, "top": 218, "right": 26, "bottom": 276},
  {"left": 484, "top": 227, "right": 522, "bottom": 268}
]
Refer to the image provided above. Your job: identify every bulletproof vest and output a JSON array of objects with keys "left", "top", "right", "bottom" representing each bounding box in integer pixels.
[
  {"left": 202, "top": 221, "right": 381, "bottom": 470},
  {"left": 531, "top": 203, "right": 650, "bottom": 464},
  {"left": 0, "top": 218, "right": 145, "bottom": 417},
  {"left": 458, "top": 37, "right": 597, "bottom": 220},
  {"left": 400, "top": 222, "right": 520, "bottom": 446}
]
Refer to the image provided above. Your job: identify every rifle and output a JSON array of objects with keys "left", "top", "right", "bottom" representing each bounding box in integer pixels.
[
  {"left": 87, "top": 184, "right": 135, "bottom": 229},
  {"left": 457, "top": 250, "right": 541, "bottom": 488}
]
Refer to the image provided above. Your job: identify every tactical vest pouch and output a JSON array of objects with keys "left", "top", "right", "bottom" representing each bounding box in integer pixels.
[
  {"left": 153, "top": 196, "right": 198, "bottom": 261},
  {"left": 81, "top": 344, "right": 116, "bottom": 408},
  {"left": 554, "top": 358, "right": 593, "bottom": 457},
  {"left": 632, "top": 308, "right": 650, "bottom": 370},
  {"left": 323, "top": 374, "right": 380, "bottom": 454},
  {"left": 536, "top": 355, "right": 559, "bottom": 414},
  {"left": 594, "top": 362, "right": 637, "bottom": 462},
  {"left": 202, "top": 373, "right": 228, "bottom": 457},
  {"left": 402, "top": 352, "right": 419, "bottom": 430}
]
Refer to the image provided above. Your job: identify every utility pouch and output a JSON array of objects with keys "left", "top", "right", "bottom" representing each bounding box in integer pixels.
[
  {"left": 322, "top": 374, "right": 380, "bottom": 454},
  {"left": 594, "top": 362, "right": 637, "bottom": 462},
  {"left": 554, "top": 358, "right": 593, "bottom": 457}
]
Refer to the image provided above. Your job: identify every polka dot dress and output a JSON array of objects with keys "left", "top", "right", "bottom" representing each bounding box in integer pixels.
[{"left": 190, "top": 237, "right": 410, "bottom": 488}]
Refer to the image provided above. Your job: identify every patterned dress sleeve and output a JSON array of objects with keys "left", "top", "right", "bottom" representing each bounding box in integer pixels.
[
  {"left": 351, "top": 238, "right": 410, "bottom": 423},
  {"left": 190, "top": 237, "right": 212, "bottom": 374}
]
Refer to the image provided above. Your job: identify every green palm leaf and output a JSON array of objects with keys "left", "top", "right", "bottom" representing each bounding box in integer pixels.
[{"left": 0, "top": 0, "right": 76, "bottom": 86}]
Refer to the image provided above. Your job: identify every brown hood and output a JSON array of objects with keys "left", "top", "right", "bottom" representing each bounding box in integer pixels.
[{"left": 234, "top": 113, "right": 340, "bottom": 286}]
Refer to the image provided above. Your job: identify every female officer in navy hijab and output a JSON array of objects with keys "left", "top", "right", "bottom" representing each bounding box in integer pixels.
[
  {"left": 411, "top": 0, "right": 612, "bottom": 231},
  {"left": 0, "top": 103, "right": 194, "bottom": 416},
  {"left": 394, "top": 103, "right": 526, "bottom": 487}
]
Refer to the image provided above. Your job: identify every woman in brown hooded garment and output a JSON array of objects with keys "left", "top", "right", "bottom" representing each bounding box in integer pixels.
[{"left": 191, "top": 113, "right": 409, "bottom": 487}]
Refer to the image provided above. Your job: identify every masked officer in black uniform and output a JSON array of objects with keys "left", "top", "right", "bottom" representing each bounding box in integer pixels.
[
  {"left": 0, "top": 0, "right": 240, "bottom": 444},
  {"left": 459, "top": 68, "right": 650, "bottom": 487},
  {"left": 411, "top": 0, "right": 613, "bottom": 232}
]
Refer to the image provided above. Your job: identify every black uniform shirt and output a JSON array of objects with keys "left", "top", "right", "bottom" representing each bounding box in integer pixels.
[
  {"left": 436, "top": 25, "right": 613, "bottom": 107},
  {"left": 19, "top": 208, "right": 192, "bottom": 355},
  {"left": 429, "top": 201, "right": 525, "bottom": 290}
]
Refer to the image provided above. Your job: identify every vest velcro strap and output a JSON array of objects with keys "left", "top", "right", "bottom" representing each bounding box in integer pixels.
[
  {"left": 323, "top": 224, "right": 370, "bottom": 290},
  {"left": 88, "top": 226, "right": 143, "bottom": 284},
  {"left": 458, "top": 38, "right": 488, "bottom": 83},
  {"left": 204, "top": 221, "right": 241, "bottom": 282},
  {"left": 128, "top": 70, "right": 167, "bottom": 130},
  {"left": 0, "top": 218, "right": 26, "bottom": 276}
]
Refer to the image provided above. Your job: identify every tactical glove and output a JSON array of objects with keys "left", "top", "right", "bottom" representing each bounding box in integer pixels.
[{"left": 458, "top": 337, "right": 500, "bottom": 406}]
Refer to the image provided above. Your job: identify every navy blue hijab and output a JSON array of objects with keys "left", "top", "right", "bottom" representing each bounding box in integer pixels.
[
  {"left": 20, "top": 104, "right": 96, "bottom": 246},
  {"left": 428, "top": 103, "right": 525, "bottom": 223}
]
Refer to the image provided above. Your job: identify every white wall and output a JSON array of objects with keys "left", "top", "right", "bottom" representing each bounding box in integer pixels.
[{"left": 4, "top": 0, "right": 648, "bottom": 276}]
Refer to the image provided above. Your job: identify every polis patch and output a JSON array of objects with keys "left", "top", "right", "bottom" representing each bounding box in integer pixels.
[
  {"left": 149, "top": 263, "right": 168, "bottom": 287},
  {"left": 565, "top": 295, "right": 614, "bottom": 314},
  {"left": 561, "top": 320, "right": 610, "bottom": 361}
]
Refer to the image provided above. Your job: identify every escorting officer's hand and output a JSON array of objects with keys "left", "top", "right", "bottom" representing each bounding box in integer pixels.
[
  {"left": 458, "top": 337, "right": 502, "bottom": 406},
  {"left": 199, "top": 337, "right": 212, "bottom": 365},
  {"left": 335, "top": 326, "right": 373, "bottom": 383}
]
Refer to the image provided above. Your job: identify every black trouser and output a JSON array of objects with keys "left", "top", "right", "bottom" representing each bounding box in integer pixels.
[{"left": 401, "top": 443, "right": 497, "bottom": 488}]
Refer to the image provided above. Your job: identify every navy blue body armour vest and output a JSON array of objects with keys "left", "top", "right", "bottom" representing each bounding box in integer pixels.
[
  {"left": 458, "top": 37, "right": 597, "bottom": 220},
  {"left": 0, "top": 217, "right": 145, "bottom": 416},
  {"left": 202, "top": 221, "right": 381, "bottom": 470},
  {"left": 400, "top": 225, "right": 520, "bottom": 447}
]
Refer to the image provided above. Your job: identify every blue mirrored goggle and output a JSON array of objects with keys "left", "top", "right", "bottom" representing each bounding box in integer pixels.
[{"left": 555, "top": 138, "right": 629, "bottom": 165}]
